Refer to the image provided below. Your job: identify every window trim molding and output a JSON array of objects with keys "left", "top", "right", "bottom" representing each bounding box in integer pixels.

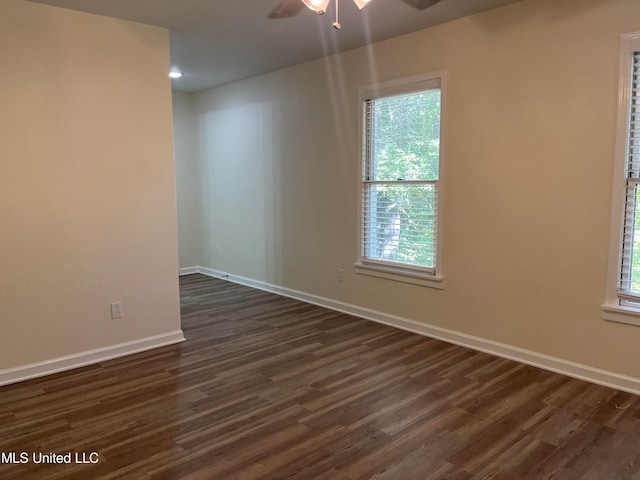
[
  {"left": 353, "top": 261, "right": 444, "bottom": 289},
  {"left": 355, "top": 70, "right": 447, "bottom": 289},
  {"left": 603, "top": 32, "right": 640, "bottom": 323}
]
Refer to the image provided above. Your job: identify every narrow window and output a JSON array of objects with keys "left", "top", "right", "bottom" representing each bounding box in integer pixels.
[
  {"left": 603, "top": 32, "right": 640, "bottom": 324},
  {"left": 618, "top": 49, "right": 640, "bottom": 306},
  {"left": 356, "top": 72, "right": 446, "bottom": 288}
]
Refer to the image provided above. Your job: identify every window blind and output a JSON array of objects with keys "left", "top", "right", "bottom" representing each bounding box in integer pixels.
[{"left": 619, "top": 51, "right": 640, "bottom": 300}]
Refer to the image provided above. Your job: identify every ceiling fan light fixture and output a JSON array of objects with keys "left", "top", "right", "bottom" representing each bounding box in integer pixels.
[
  {"left": 301, "top": 0, "right": 330, "bottom": 14},
  {"left": 353, "top": 0, "right": 372, "bottom": 9}
]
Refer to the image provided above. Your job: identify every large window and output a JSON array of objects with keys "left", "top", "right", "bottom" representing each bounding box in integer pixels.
[
  {"left": 604, "top": 33, "right": 640, "bottom": 324},
  {"left": 355, "top": 72, "right": 446, "bottom": 288}
]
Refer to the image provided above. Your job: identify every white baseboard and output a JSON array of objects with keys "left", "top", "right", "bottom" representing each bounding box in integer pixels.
[
  {"left": 0, "top": 330, "right": 185, "bottom": 387},
  {"left": 179, "top": 266, "right": 200, "bottom": 276},
  {"left": 185, "top": 265, "right": 640, "bottom": 395}
]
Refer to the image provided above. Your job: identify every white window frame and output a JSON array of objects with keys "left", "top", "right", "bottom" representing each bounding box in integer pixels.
[
  {"left": 603, "top": 32, "right": 640, "bottom": 325},
  {"left": 354, "top": 70, "right": 447, "bottom": 289}
]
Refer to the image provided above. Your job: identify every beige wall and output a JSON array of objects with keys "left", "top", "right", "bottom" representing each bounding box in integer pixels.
[
  {"left": 0, "top": 1, "right": 181, "bottom": 370},
  {"left": 177, "top": 0, "right": 640, "bottom": 378},
  {"left": 173, "top": 91, "right": 202, "bottom": 268}
]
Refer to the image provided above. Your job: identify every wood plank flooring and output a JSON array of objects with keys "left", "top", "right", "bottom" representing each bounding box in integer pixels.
[{"left": 1, "top": 273, "right": 640, "bottom": 479}]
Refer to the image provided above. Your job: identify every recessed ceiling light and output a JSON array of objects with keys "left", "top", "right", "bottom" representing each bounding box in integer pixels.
[{"left": 169, "top": 71, "right": 183, "bottom": 79}]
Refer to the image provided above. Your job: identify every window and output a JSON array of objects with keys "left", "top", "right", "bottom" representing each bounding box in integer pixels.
[
  {"left": 355, "top": 71, "right": 446, "bottom": 288},
  {"left": 604, "top": 33, "right": 640, "bottom": 324}
]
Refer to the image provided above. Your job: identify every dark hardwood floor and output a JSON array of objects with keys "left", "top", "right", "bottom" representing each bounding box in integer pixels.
[{"left": 2, "top": 273, "right": 640, "bottom": 479}]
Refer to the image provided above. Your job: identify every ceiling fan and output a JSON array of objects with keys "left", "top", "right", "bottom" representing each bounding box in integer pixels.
[{"left": 268, "top": 0, "right": 443, "bottom": 20}]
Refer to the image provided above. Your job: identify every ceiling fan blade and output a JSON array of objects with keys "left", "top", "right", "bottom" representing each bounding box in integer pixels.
[
  {"left": 400, "top": 0, "right": 443, "bottom": 10},
  {"left": 268, "top": 0, "right": 305, "bottom": 18}
]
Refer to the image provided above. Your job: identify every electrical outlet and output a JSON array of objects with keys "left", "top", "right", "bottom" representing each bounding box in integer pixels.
[
  {"left": 338, "top": 269, "right": 345, "bottom": 283},
  {"left": 111, "top": 302, "right": 122, "bottom": 319}
]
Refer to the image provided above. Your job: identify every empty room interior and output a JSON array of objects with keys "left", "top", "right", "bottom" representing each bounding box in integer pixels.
[{"left": 3, "top": 0, "right": 640, "bottom": 478}]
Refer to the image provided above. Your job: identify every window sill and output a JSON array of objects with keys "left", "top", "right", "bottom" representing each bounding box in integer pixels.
[
  {"left": 354, "top": 262, "right": 444, "bottom": 289},
  {"left": 602, "top": 304, "right": 640, "bottom": 327}
]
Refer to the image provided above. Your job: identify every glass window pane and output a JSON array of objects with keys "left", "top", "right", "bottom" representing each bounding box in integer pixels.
[
  {"left": 631, "top": 187, "right": 640, "bottom": 294},
  {"left": 371, "top": 90, "right": 440, "bottom": 182},
  {"left": 364, "top": 184, "right": 437, "bottom": 268}
]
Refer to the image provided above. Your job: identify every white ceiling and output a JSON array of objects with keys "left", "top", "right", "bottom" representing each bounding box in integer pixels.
[{"left": 29, "top": 0, "right": 522, "bottom": 92}]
